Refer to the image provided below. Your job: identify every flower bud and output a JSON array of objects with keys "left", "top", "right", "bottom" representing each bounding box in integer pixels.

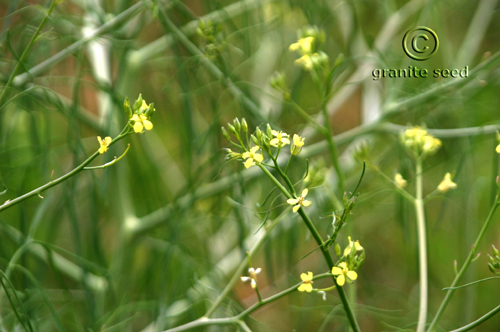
[
  {"left": 227, "top": 123, "right": 237, "bottom": 136},
  {"left": 251, "top": 134, "right": 259, "bottom": 146},
  {"left": 124, "top": 97, "right": 132, "bottom": 118},
  {"left": 334, "top": 242, "right": 341, "bottom": 257},
  {"left": 221, "top": 127, "right": 230, "bottom": 141},
  {"left": 133, "top": 94, "right": 143, "bottom": 112},
  {"left": 255, "top": 127, "right": 262, "bottom": 141},
  {"left": 493, "top": 245, "right": 500, "bottom": 258},
  {"left": 144, "top": 102, "right": 155, "bottom": 118},
  {"left": 241, "top": 118, "right": 248, "bottom": 132},
  {"left": 489, "top": 262, "right": 496, "bottom": 274},
  {"left": 233, "top": 118, "right": 241, "bottom": 132},
  {"left": 266, "top": 123, "right": 273, "bottom": 137}
]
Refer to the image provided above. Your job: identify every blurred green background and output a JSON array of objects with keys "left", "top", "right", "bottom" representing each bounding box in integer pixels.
[{"left": 1, "top": 0, "right": 500, "bottom": 331}]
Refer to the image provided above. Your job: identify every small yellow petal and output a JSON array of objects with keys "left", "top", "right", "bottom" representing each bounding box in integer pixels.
[
  {"left": 104, "top": 137, "right": 112, "bottom": 145},
  {"left": 253, "top": 153, "right": 263, "bottom": 163},
  {"left": 287, "top": 198, "right": 299, "bottom": 205},
  {"left": 242, "top": 152, "right": 251, "bottom": 159},
  {"left": 292, "top": 205, "right": 300, "bottom": 213},
  {"left": 134, "top": 122, "right": 143, "bottom": 133},
  {"left": 347, "top": 271, "right": 358, "bottom": 281},
  {"left": 300, "top": 273, "right": 309, "bottom": 282},
  {"left": 298, "top": 284, "right": 307, "bottom": 292},
  {"left": 304, "top": 283, "right": 313, "bottom": 292},
  {"left": 97, "top": 136, "right": 103, "bottom": 144},
  {"left": 131, "top": 114, "right": 140, "bottom": 121},
  {"left": 336, "top": 274, "right": 345, "bottom": 286},
  {"left": 269, "top": 138, "right": 279, "bottom": 146},
  {"left": 244, "top": 159, "right": 254, "bottom": 169},
  {"left": 331, "top": 267, "right": 342, "bottom": 275},
  {"left": 301, "top": 188, "right": 308, "bottom": 197},
  {"left": 302, "top": 200, "right": 312, "bottom": 207},
  {"left": 250, "top": 146, "right": 260, "bottom": 154},
  {"left": 251, "top": 279, "right": 256, "bottom": 288},
  {"left": 143, "top": 120, "right": 153, "bottom": 131},
  {"left": 307, "top": 271, "right": 313, "bottom": 280},
  {"left": 338, "top": 262, "right": 347, "bottom": 269},
  {"left": 282, "top": 138, "right": 290, "bottom": 145}
]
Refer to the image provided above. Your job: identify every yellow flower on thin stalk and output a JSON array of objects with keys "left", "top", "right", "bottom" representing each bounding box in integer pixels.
[
  {"left": 291, "top": 134, "right": 305, "bottom": 155},
  {"left": 131, "top": 114, "right": 153, "bottom": 133},
  {"left": 437, "top": 172, "right": 457, "bottom": 193},
  {"left": 242, "top": 146, "right": 264, "bottom": 169},
  {"left": 331, "top": 262, "right": 358, "bottom": 286},
  {"left": 270, "top": 130, "right": 290, "bottom": 147},
  {"left": 287, "top": 188, "right": 312, "bottom": 213},
  {"left": 297, "top": 271, "right": 314, "bottom": 292},
  {"left": 97, "top": 136, "right": 112, "bottom": 154}
]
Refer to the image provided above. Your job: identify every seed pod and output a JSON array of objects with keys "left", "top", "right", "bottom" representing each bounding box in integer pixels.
[{"left": 124, "top": 97, "right": 132, "bottom": 118}]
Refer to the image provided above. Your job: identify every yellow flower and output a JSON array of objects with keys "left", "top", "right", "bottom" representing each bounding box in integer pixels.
[
  {"left": 294, "top": 54, "right": 314, "bottom": 70},
  {"left": 97, "top": 136, "right": 112, "bottom": 154},
  {"left": 437, "top": 172, "right": 457, "bottom": 193},
  {"left": 297, "top": 271, "right": 314, "bottom": 292},
  {"left": 291, "top": 134, "right": 305, "bottom": 155},
  {"left": 287, "top": 188, "right": 312, "bottom": 213},
  {"left": 343, "top": 236, "right": 363, "bottom": 257},
  {"left": 422, "top": 135, "right": 442, "bottom": 153},
  {"left": 394, "top": 173, "right": 407, "bottom": 188},
  {"left": 131, "top": 114, "right": 153, "bottom": 133},
  {"left": 496, "top": 144, "right": 500, "bottom": 154},
  {"left": 242, "top": 146, "right": 264, "bottom": 169},
  {"left": 289, "top": 37, "right": 314, "bottom": 54},
  {"left": 270, "top": 130, "right": 290, "bottom": 147},
  {"left": 241, "top": 267, "right": 261, "bottom": 288},
  {"left": 331, "top": 262, "right": 358, "bottom": 286}
]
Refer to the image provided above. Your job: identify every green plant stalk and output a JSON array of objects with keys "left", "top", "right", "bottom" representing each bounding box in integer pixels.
[
  {"left": 258, "top": 165, "right": 361, "bottom": 332},
  {"left": 0, "top": 0, "right": 57, "bottom": 107},
  {"left": 203, "top": 207, "right": 291, "bottom": 318},
  {"left": 11, "top": 2, "right": 145, "bottom": 87},
  {"left": 165, "top": 272, "right": 336, "bottom": 332},
  {"left": 427, "top": 188, "right": 500, "bottom": 332},
  {"left": 0, "top": 128, "right": 131, "bottom": 213},
  {"left": 449, "top": 303, "right": 500, "bottom": 332},
  {"left": 415, "top": 158, "right": 428, "bottom": 332}
]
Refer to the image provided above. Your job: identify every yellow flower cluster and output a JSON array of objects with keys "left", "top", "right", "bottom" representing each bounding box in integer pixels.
[
  {"left": 289, "top": 35, "right": 328, "bottom": 71},
  {"left": 437, "top": 172, "right": 457, "bottom": 193},
  {"left": 401, "top": 126, "right": 441, "bottom": 157}
]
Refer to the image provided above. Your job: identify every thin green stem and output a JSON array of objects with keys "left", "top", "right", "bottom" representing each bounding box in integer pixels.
[
  {"left": 415, "top": 158, "right": 428, "bottom": 332},
  {"left": 0, "top": 128, "right": 131, "bottom": 213},
  {"left": 0, "top": 0, "right": 57, "bottom": 107},
  {"left": 285, "top": 155, "right": 293, "bottom": 174},
  {"left": 427, "top": 190, "right": 500, "bottom": 332},
  {"left": 449, "top": 303, "right": 500, "bottom": 332},
  {"left": 365, "top": 160, "right": 415, "bottom": 203}
]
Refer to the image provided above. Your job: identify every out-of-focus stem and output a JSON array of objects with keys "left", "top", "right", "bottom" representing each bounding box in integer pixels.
[{"left": 415, "top": 158, "right": 428, "bottom": 332}]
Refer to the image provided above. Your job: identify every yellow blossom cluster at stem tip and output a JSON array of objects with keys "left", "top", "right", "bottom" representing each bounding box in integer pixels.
[
  {"left": 401, "top": 125, "right": 441, "bottom": 156},
  {"left": 298, "top": 271, "right": 314, "bottom": 292},
  {"left": 289, "top": 35, "right": 327, "bottom": 71},
  {"left": 287, "top": 188, "right": 312, "bottom": 213},
  {"left": 343, "top": 236, "right": 363, "bottom": 256},
  {"left": 97, "top": 136, "right": 112, "bottom": 154},
  {"left": 242, "top": 146, "right": 264, "bottom": 169},
  {"left": 241, "top": 267, "right": 261, "bottom": 288},
  {"left": 331, "top": 262, "right": 357, "bottom": 286},
  {"left": 437, "top": 172, "right": 457, "bottom": 193}
]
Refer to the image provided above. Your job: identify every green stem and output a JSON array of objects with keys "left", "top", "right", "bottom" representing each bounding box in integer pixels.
[
  {"left": 258, "top": 164, "right": 361, "bottom": 332},
  {"left": 270, "top": 157, "right": 296, "bottom": 195},
  {"left": 0, "top": 129, "right": 131, "bottom": 213},
  {"left": 0, "top": 0, "right": 58, "bottom": 107},
  {"left": 285, "top": 155, "right": 293, "bottom": 174},
  {"left": 415, "top": 158, "right": 428, "bottom": 332},
  {"left": 449, "top": 303, "right": 500, "bottom": 332},
  {"left": 427, "top": 190, "right": 500, "bottom": 331},
  {"left": 165, "top": 272, "right": 336, "bottom": 332}
]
